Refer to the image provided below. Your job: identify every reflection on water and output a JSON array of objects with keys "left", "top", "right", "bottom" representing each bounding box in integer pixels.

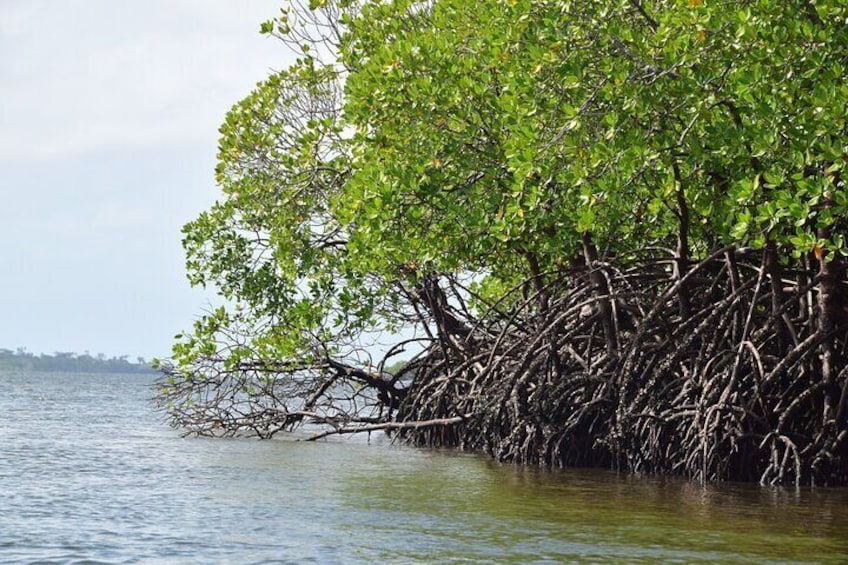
[
  {"left": 339, "top": 450, "right": 848, "bottom": 564},
  {"left": 0, "top": 371, "right": 846, "bottom": 564}
]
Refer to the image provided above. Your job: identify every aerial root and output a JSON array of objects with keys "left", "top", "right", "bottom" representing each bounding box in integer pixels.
[{"left": 396, "top": 249, "right": 847, "bottom": 485}]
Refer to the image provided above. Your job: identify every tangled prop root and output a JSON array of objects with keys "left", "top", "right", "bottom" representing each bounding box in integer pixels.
[{"left": 395, "top": 248, "right": 848, "bottom": 486}]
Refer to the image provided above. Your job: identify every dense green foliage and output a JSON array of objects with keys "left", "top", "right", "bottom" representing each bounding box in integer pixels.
[
  {"left": 159, "top": 0, "right": 847, "bottom": 484},
  {"left": 175, "top": 0, "right": 846, "bottom": 351}
]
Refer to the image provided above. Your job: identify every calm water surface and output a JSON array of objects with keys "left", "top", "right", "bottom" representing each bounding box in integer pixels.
[{"left": 0, "top": 371, "right": 846, "bottom": 564}]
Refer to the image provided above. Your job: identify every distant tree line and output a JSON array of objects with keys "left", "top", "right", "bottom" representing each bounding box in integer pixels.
[{"left": 0, "top": 348, "right": 153, "bottom": 374}]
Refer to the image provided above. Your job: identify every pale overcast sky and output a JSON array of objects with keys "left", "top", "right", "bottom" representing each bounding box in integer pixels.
[{"left": 0, "top": 1, "right": 291, "bottom": 359}]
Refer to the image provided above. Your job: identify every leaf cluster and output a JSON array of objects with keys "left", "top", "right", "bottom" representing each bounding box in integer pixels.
[{"left": 167, "top": 0, "right": 847, "bottom": 409}]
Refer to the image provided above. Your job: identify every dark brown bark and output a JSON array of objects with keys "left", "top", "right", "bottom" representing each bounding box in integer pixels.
[
  {"left": 725, "top": 248, "right": 743, "bottom": 343},
  {"left": 581, "top": 232, "right": 618, "bottom": 356},
  {"left": 523, "top": 250, "right": 550, "bottom": 314},
  {"left": 818, "top": 251, "right": 841, "bottom": 425},
  {"left": 672, "top": 162, "right": 691, "bottom": 320},
  {"left": 765, "top": 240, "right": 791, "bottom": 354},
  {"left": 816, "top": 191, "right": 844, "bottom": 428},
  {"left": 416, "top": 274, "right": 471, "bottom": 351}
]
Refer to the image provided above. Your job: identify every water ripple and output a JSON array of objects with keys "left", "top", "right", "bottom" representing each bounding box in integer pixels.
[{"left": 1, "top": 371, "right": 847, "bottom": 564}]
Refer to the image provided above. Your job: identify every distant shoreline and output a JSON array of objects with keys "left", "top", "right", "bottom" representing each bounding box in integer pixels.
[{"left": 0, "top": 349, "right": 154, "bottom": 375}]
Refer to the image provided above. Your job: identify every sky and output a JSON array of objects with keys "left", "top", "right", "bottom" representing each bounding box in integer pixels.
[{"left": 0, "top": 0, "right": 292, "bottom": 360}]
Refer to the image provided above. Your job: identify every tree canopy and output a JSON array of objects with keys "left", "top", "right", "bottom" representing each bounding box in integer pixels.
[{"left": 157, "top": 0, "right": 848, "bottom": 485}]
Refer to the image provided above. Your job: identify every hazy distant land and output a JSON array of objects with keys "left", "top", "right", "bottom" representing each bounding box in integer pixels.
[{"left": 0, "top": 348, "right": 153, "bottom": 374}]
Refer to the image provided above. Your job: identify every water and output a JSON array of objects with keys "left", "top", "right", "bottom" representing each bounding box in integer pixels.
[{"left": 1, "top": 371, "right": 847, "bottom": 564}]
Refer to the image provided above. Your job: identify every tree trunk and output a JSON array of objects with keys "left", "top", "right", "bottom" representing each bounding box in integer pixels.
[
  {"left": 816, "top": 193, "right": 844, "bottom": 424},
  {"left": 581, "top": 232, "right": 618, "bottom": 356},
  {"left": 672, "top": 162, "right": 691, "bottom": 320},
  {"left": 765, "top": 240, "right": 792, "bottom": 354},
  {"left": 523, "top": 251, "right": 550, "bottom": 314}
]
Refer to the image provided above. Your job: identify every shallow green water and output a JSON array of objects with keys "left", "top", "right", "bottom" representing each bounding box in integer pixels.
[{"left": 1, "top": 371, "right": 846, "bottom": 563}]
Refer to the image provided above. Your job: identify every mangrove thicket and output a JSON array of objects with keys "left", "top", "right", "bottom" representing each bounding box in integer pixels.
[{"left": 155, "top": 0, "right": 848, "bottom": 486}]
